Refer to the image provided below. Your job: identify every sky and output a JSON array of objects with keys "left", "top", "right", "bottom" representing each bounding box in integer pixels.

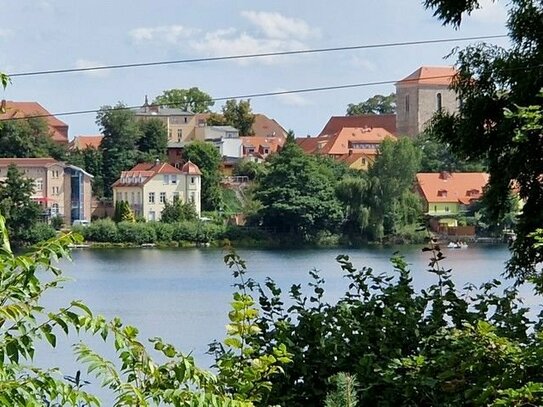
[{"left": 0, "top": 0, "right": 509, "bottom": 139}]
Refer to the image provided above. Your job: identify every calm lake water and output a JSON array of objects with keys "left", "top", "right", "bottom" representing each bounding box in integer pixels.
[{"left": 37, "top": 244, "right": 537, "bottom": 402}]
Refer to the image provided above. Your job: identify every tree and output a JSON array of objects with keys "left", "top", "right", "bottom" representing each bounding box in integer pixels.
[
  {"left": 209, "top": 99, "right": 255, "bottom": 136},
  {"left": 0, "top": 117, "right": 66, "bottom": 160},
  {"left": 184, "top": 141, "right": 223, "bottom": 211},
  {"left": 97, "top": 103, "right": 142, "bottom": 197},
  {"left": 0, "top": 164, "right": 43, "bottom": 245},
  {"left": 367, "top": 138, "right": 422, "bottom": 238},
  {"left": 137, "top": 118, "right": 167, "bottom": 161},
  {"left": 233, "top": 158, "right": 266, "bottom": 181},
  {"left": 67, "top": 147, "right": 104, "bottom": 197},
  {"left": 153, "top": 87, "right": 214, "bottom": 113},
  {"left": 346, "top": 93, "right": 396, "bottom": 115},
  {"left": 415, "top": 131, "right": 486, "bottom": 172},
  {"left": 422, "top": 0, "right": 543, "bottom": 286},
  {"left": 161, "top": 196, "right": 197, "bottom": 223},
  {"left": 254, "top": 132, "right": 343, "bottom": 240},
  {"left": 336, "top": 177, "right": 370, "bottom": 244}
]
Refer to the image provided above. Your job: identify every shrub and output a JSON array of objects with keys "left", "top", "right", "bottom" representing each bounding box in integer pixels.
[
  {"left": 27, "top": 222, "right": 56, "bottom": 244},
  {"left": 150, "top": 221, "right": 174, "bottom": 242},
  {"left": 50, "top": 215, "right": 64, "bottom": 230},
  {"left": 85, "top": 218, "right": 119, "bottom": 242},
  {"left": 117, "top": 222, "right": 157, "bottom": 244}
]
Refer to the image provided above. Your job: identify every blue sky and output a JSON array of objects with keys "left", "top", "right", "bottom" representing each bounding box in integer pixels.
[{"left": 0, "top": 0, "right": 509, "bottom": 139}]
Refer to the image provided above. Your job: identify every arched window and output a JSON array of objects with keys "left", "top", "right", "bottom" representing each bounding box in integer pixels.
[{"left": 436, "top": 93, "right": 442, "bottom": 111}]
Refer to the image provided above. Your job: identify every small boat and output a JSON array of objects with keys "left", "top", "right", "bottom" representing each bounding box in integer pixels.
[
  {"left": 447, "top": 241, "right": 468, "bottom": 249},
  {"left": 140, "top": 243, "right": 156, "bottom": 248}
]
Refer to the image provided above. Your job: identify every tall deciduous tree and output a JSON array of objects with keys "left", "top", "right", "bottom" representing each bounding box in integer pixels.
[
  {"left": 367, "top": 138, "right": 422, "bottom": 238},
  {"left": 97, "top": 103, "right": 142, "bottom": 197},
  {"left": 137, "top": 118, "right": 168, "bottom": 161},
  {"left": 184, "top": 141, "right": 223, "bottom": 211},
  {"left": 347, "top": 93, "right": 396, "bottom": 115},
  {"left": 153, "top": 88, "right": 214, "bottom": 113},
  {"left": 161, "top": 196, "right": 197, "bottom": 223},
  {"left": 208, "top": 99, "right": 255, "bottom": 136},
  {"left": 0, "top": 117, "right": 66, "bottom": 160},
  {"left": 336, "top": 177, "right": 370, "bottom": 244},
  {"left": 254, "top": 132, "right": 342, "bottom": 240},
  {"left": 0, "top": 164, "right": 42, "bottom": 245},
  {"left": 423, "top": 0, "right": 543, "bottom": 285}
]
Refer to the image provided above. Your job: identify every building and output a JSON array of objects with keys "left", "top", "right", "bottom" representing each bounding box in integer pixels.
[
  {"left": 297, "top": 126, "right": 396, "bottom": 169},
  {"left": 241, "top": 136, "right": 283, "bottom": 162},
  {"left": 0, "top": 101, "right": 69, "bottom": 143},
  {"left": 395, "top": 66, "right": 459, "bottom": 137},
  {"left": 317, "top": 114, "right": 397, "bottom": 138},
  {"left": 0, "top": 158, "right": 93, "bottom": 224},
  {"left": 194, "top": 125, "right": 242, "bottom": 158},
  {"left": 416, "top": 171, "right": 489, "bottom": 229},
  {"left": 69, "top": 134, "right": 104, "bottom": 150},
  {"left": 112, "top": 160, "right": 202, "bottom": 221}
]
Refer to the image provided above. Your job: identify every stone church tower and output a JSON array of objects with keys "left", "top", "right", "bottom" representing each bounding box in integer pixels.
[{"left": 395, "top": 66, "right": 459, "bottom": 137}]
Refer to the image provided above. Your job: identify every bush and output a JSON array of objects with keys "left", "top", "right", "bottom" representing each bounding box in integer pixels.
[
  {"left": 27, "top": 223, "right": 56, "bottom": 244},
  {"left": 172, "top": 221, "right": 199, "bottom": 242},
  {"left": 117, "top": 222, "right": 157, "bottom": 244},
  {"left": 50, "top": 215, "right": 64, "bottom": 230},
  {"left": 85, "top": 219, "right": 119, "bottom": 242},
  {"left": 150, "top": 221, "right": 174, "bottom": 242}
]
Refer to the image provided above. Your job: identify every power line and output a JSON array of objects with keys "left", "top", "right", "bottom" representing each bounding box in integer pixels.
[
  {"left": 0, "top": 74, "right": 456, "bottom": 122},
  {"left": 7, "top": 34, "right": 507, "bottom": 78}
]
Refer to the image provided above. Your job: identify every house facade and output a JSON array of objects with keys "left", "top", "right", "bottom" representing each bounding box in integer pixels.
[
  {"left": 0, "top": 158, "right": 93, "bottom": 224},
  {"left": 416, "top": 172, "right": 489, "bottom": 229},
  {"left": 112, "top": 160, "right": 202, "bottom": 221}
]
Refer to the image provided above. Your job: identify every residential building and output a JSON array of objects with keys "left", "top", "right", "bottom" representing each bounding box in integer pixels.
[
  {"left": 0, "top": 158, "right": 93, "bottom": 224},
  {"left": 317, "top": 114, "right": 397, "bottom": 138},
  {"left": 194, "top": 125, "right": 242, "bottom": 158},
  {"left": 241, "top": 136, "right": 283, "bottom": 162},
  {"left": 252, "top": 113, "right": 288, "bottom": 142},
  {"left": 69, "top": 134, "right": 104, "bottom": 150},
  {"left": 0, "top": 101, "right": 69, "bottom": 143},
  {"left": 112, "top": 160, "right": 202, "bottom": 221},
  {"left": 416, "top": 171, "right": 489, "bottom": 229},
  {"left": 395, "top": 66, "right": 459, "bottom": 137},
  {"left": 297, "top": 126, "right": 396, "bottom": 169}
]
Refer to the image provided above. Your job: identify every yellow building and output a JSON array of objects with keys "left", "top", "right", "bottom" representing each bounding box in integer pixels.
[{"left": 112, "top": 160, "right": 201, "bottom": 221}]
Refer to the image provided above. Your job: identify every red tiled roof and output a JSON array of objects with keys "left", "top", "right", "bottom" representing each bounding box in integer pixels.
[
  {"left": 70, "top": 135, "right": 104, "bottom": 150},
  {"left": 416, "top": 172, "right": 489, "bottom": 205},
  {"left": 337, "top": 152, "right": 374, "bottom": 166},
  {"left": 131, "top": 161, "right": 182, "bottom": 174},
  {"left": 111, "top": 170, "right": 155, "bottom": 187},
  {"left": 241, "top": 136, "right": 283, "bottom": 155},
  {"left": 252, "top": 114, "right": 288, "bottom": 140},
  {"left": 397, "top": 66, "right": 457, "bottom": 87},
  {"left": 0, "top": 101, "right": 69, "bottom": 143},
  {"left": 317, "top": 114, "right": 397, "bottom": 137},
  {"left": 181, "top": 160, "right": 202, "bottom": 175}
]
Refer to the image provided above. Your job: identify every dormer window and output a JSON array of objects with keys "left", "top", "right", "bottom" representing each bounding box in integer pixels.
[{"left": 437, "top": 189, "right": 448, "bottom": 197}]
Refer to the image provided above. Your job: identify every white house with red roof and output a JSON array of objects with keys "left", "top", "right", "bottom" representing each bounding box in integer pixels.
[{"left": 112, "top": 160, "right": 201, "bottom": 221}]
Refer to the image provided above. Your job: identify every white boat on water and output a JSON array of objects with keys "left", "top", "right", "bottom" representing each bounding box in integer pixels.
[{"left": 447, "top": 241, "right": 468, "bottom": 249}]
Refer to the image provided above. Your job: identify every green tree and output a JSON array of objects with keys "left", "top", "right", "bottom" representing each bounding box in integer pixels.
[
  {"left": 415, "top": 131, "right": 486, "bottom": 172},
  {"left": 422, "top": 0, "right": 543, "bottom": 285},
  {"left": 209, "top": 100, "right": 255, "bottom": 136},
  {"left": 114, "top": 201, "right": 135, "bottom": 223},
  {"left": 336, "top": 177, "right": 370, "bottom": 244},
  {"left": 0, "top": 117, "right": 66, "bottom": 160},
  {"left": 97, "top": 103, "right": 142, "bottom": 197},
  {"left": 137, "top": 118, "right": 167, "bottom": 161},
  {"left": 153, "top": 87, "right": 214, "bottom": 113},
  {"left": 254, "top": 133, "right": 343, "bottom": 240},
  {"left": 0, "top": 164, "right": 43, "bottom": 245},
  {"left": 67, "top": 147, "right": 104, "bottom": 197},
  {"left": 346, "top": 93, "right": 396, "bottom": 115},
  {"left": 161, "top": 196, "right": 197, "bottom": 223},
  {"left": 233, "top": 158, "right": 266, "bottom": 181},
  {"left": 367, "top": 138, "right": 422, "bottom": 238},
  {"left": 184, "top": 140, "right": 223, "bottom": 211}
]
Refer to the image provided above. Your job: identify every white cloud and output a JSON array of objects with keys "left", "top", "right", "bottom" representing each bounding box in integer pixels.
[
  {"left": 468, "top": 0, "right": 507, "bottom": 23},
  {"left": 75, "top": 59, "right": 109, "bottom": 78},
  {"left": 240, "top": 11, "right": 319, "bottom": 40},
  {"left": 274, "top": 88, "right": 312, "bottom": 106},
  {"left": 129, "top": 25, "right": 196, "bottom": 45},
  {"left": 190, "top": 29, "right": 306, "bottom": 65}
]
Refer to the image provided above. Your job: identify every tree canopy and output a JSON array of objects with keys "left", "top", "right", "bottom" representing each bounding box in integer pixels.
[
  {"left": 153, "top": 87, "right": 214, "bottom": 113},
  {"left": 422, "top": 0, "right": 543, "bottom": 286},
  {"left": 184, "top": 140, "right": 223, "bottom": 211},
  {"left": 208, "top": 99, "right": 255, "bottom": 136},
  {"left": 347, "top": 93, "right": 396, "bottom": 115}
]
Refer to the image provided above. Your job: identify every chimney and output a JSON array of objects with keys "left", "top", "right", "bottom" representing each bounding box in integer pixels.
[
  {"left": 155, "top": 158, "right": 160, "bottom": 167},
  {"left": 439, "top": 171, "right": 451, "bottom": 180},
  {"left": 348, "top": 149, "right": 353, "bottom": 156}
]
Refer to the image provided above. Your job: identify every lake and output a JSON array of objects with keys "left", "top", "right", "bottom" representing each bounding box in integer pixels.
[{"left": 38, "top": 244, "right": 533, "bottom": 402}]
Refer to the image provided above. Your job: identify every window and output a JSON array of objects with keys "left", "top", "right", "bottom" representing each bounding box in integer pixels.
[
  {"left": 131, "top": 192, "right": 135, "bottom": 203},
  {"left": 405, "top": 94, "right": 410, "bottom": 113},
  {"left": 190, "top": 176, "right": 195, "bottom": 184},
  {"left": 51, "top": 169, "right": 60, "bottom": 178},
  {"left": 445, "top": 206, "right": 450, "bottom": 212},
  {"left": 436, "top": 93, "right": 442, "bottom": 111},
  {"left": 190, "top": 192, "right": 195, "bottom": 203},
  {"left": 160, "top": 192, "right": 166, "bottom": 203},
  {"left": 173, "top": 192, "right": 179, "bottom": 201},
  {"left": 434, "top": 205, "right": 437, "bottom": 212},
  {"left": 177, "top": 129, "right": 183, "bottom": 138},
  {"left": 51, "top": 203, "right": 59, "bottom": 215},
  {"left": 148, "top": 192, "right": 155, "bottom": 204},
  {"left": 171, "top": 175, "right": 177, "bottom": 184},
  {"left": 184, "top": 117, "right": 187, "bottom": 123},
  {"left": 35, "top": 179, "right": 43, "bottom": 191},
  {"left": 52, "top": 186, "right": 60, "bottom": 195},
  {"left": 168, "top": 129, "right": 172, "bottom": 138},
  {"left": 263, "top": 148, "right": 269, "bottom": 154},
  {"left": 116, "top": 192, "right": 122, "bottom": 202},
  {"left": 163, "top": 175, "right": 170, "bottom": 185}
]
